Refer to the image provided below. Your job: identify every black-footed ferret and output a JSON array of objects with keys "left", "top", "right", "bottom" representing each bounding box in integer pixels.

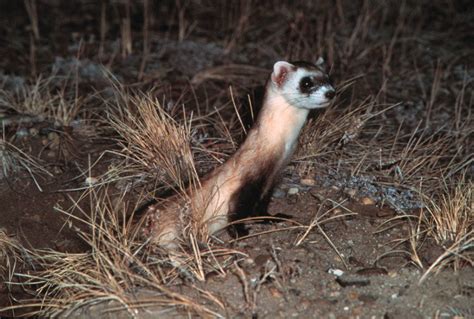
[{"left": 142, "top": 58, "right": 335, "bottom": 249}]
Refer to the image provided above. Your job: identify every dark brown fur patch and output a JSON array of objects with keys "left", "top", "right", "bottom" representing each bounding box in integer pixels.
[{"left": 227, "top": 157, "right": 278, "bottom": 236}]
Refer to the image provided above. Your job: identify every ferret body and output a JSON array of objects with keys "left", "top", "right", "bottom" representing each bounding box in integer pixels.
[{"left": 142, "top": 59, "right": 335, "bottom": 249}]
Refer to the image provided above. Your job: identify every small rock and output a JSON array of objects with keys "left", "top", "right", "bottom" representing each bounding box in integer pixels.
[
  {"left": 46, "top": 150, "right": 56, "bottom": 158},
  {"left": 309, "top": 190, "right": 325, "bottom": 202},
  {"left": 347, "top": 290, "right": 359, "bottom": 301},
  {"left": 336, "top": 274, "right": 370, "bottom": 287},
  {"left": 85, "top": 176, "right": 99, "bottom": 186},
  {"left": 287, "top": 187, "right": 299, "bottom": 195},
  {"left": 345, "top": 188, "right": 357, "bottom": 198},
  {"left": 299, "top": 298, "right": 311, "bottom": 310},
  {"left": 272, "top": 188, "right": 286, "bottom": 198},
  {"left": 328, "top": 268, "right": 344, "bottom": 277},
  {"left": 269, "top": 286, "right": 283, "bottom": 298},
  {"left": 48, "top": 132, "right": 60, "bottom": 149},
  {"left": 48, "top": 132, "right": 59, "bottom": 141},
  {"left": 29, "top": 127, "right": 39, "bottom": 136},
  {"left": 300, "top": 178, "right": 316, "bottom": 186},
  {"left": 241, "top": 257, "right": 255, "bottom": 267},
  {"left": 16, "top": 128, "right": 29, "bottom": 137},
  {"left": 360, "top": 196, "right": 375, "bottom": 205}
]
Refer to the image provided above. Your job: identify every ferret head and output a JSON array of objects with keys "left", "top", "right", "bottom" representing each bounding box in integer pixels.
[{"left": 270, "top": 58, "right": 335, "bottom": 109}]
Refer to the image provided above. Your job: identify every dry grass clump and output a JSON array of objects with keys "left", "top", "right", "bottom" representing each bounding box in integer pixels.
[
  {"left": 0, "top": 138, "right": 52, "bottom": 190},
  {"left": 0, "top": 229, "right": 25, "bottom": 283},
  {"left": 417, "top": 176, "right": 473, "bottom": 282},
  {"left": 0, "top": 229, "right": 36, "bottom": 317},
  {"left": 0, "top": 76, "right": 83, "bottom": 127},
  {"left": 105, "top": 87, "right": 201, "bottom": 195},
  {"left": 423, "top": 179, "right": 473, "bottom": 244},
  {"left": 0, "top": 187, "right": 238, "bottom": 317}
]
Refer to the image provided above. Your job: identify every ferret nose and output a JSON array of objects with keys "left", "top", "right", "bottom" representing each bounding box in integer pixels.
[{"left": 325, "top": 89, "right": 335, "bottom": 100}]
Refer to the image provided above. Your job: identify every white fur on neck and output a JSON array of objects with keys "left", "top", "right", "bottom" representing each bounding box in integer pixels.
[{"left": 261, "top": 87, "right": 309, "bottom": 161}]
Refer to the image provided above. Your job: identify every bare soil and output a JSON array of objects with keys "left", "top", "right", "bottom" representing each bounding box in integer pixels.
[{"left": 1, "top": 1, "right": 473, "bottom": 318}]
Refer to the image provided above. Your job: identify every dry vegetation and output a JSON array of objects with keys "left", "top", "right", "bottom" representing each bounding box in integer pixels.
[{"left": 0, "top": 0, "right": 472, "bottom": 317}]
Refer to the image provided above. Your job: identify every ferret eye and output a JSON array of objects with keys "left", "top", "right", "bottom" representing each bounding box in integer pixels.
[
  {"left": 301, "top": 77, "right": 313, "bottom": 88},
  {"left": 300, "top": 77, "right": 314, "bottom": 93}
]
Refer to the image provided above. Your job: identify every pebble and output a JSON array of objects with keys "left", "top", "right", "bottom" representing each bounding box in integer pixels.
[
  {"left": 16, "top": 128, "right": 29, "bottom": 137},
  {"left": 299, "top": 298, "right": 311, "bottom": 310},
  {"left": 347, "top": 290, "right": 359, "bottom": 301},
  {"left": 48, "top": 132, "right": 59, "bottom": 141},
  {"left": 300, "top": 178, "right": 316, "bottom": 186},
  {"left": 241, "top": 257, "right": 255, "bottom": 267},
  {"left": 345, "top": 188, "right": 357, "bottom": 198},
  {"left": 85, "top": 176, "right": 99, "bottom": 186},
  {"left": 287, "top": 187, "right": 299, "bottom": 195},
  {"left": 269, "top": 286, "right": 283, "bottom": 298},
  {"left": 327, "top": 268, "right": 344, "bottom": 277},
  {"left": 29, "top": 127, "right": 39, "bottom": 136},
  {"left": 360, "top": 196, "right": 375, "bottom": 205},
  {"left": 272, "top": 188, "right": 286, "bottom": 198},
  {"left": 48, "top": 132, "right": 60, "bottom": 149},
  {"left": 52, "top": 166, "right": 62, "bottom": 174}
]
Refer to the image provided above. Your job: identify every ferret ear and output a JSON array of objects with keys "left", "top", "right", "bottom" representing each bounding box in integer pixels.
[
  {"left": 315, "top": 57, "right": 327, "bottom": 71},
  {"left": 271, "top": 61, "right": 294, "bottom": 87}
]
